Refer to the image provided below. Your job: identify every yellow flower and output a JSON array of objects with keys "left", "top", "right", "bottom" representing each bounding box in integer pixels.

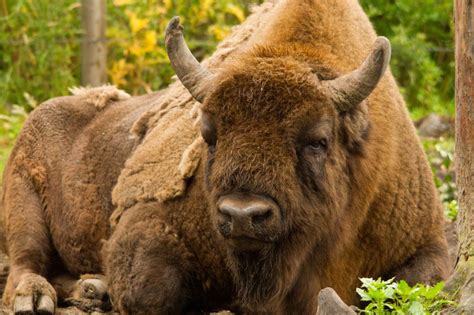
[
  {"left": 127, "top": 11, "right": 149, "bottom": 34},
  {"left": 110, "top": 59, "right": 131, "bottom": 86},
  {"left": 163, "top": 0, "right": 173, "bottom": 10},
  {"left": 113, "top": 0, "right": 135, "bottom": 6},
  {"left": 129, "top": 41, "right": 144, "bottom": 57},
  {"left": 209, "top": 25, "right": 229, "bottom": 41},
  {"left": 142, "top": 30, "right": 157, "bottom": 53},
  {"left": 226, "top": 4, "right": 245, "bottom": 23},
  {"left": 197, "top": 0, "right": 214, "bottom": 20}
]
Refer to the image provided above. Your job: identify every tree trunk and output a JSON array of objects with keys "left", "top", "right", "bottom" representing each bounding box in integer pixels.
[
  {"left": 0, "top": 0, "right": 8, "bottom": 17},
  {"left": 449, "top": 0, "right": 474, "bottom": 313},
  {"left": 81, "top": 0, "right": 107, "bottom": 87}
]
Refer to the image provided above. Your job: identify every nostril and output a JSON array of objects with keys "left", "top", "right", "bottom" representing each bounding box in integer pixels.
[
  {"left": 251, "top": 209, "right": 273, "bottom": 226},
  {"left": 102, "top": 292, "right": 110, "bottom": 302}
]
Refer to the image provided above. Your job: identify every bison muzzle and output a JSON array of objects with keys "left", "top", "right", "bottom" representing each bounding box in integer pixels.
[{"left": 217, "top": 193, "right": 282, "bottom": 249}]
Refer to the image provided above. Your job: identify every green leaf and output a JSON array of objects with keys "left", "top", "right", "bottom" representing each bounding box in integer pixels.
[
  {"left": 424, "top": 282, "right": 444, "bottom": 299},
  {"left": 397, "top": 280, "right": 412, "bottom": 297},
  {"left": 367, "top": 287, "right": 386, "bottom": 301},
  {"left": 408, "top": 301, "right": 424, "bottom": 314},
  {"left": 356, "top": 288, "right": 371, "bottom": 301},
  {"left": 360, "top": 277, "right": 375, "bottom": 288}
]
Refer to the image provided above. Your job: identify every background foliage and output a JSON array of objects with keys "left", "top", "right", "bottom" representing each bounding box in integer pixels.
[
  {"left": 0, "top": 0, "right": 456, "bottom": 218},
  {"left": 360, "top": 0, "right": 455, "bottom": 119},
  {"left": 0, "top": 0, "right": 454, "bottom": 116},
  {"left": 107, "top": 0, "right": 256, "bottom": 94}
]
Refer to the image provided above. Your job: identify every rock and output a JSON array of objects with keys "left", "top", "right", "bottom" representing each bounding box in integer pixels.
[
  {"left": 416, "top": 113, "right": 452, "bottom": 138},
  {"left": 316, "top": 287, "right": 356, "bottom": 315}
]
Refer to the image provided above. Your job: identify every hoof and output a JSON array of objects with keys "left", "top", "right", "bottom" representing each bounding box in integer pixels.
[
  {"left": 65, "top": 276, "right": 111, "bottom": 313},
  {"left": 78, "top": 278, "right": 108, "bottom": 301},
  {"left": 13, "top": 273, "right": 56, "bottom": 315}
]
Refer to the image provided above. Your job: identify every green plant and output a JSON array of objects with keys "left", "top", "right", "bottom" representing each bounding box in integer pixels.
[
  {"left": 444, "top": 199, "right": 458, "bottom": 222},
  {"left": 423, "top": 137, "right": 457, "bottom": 221},
  {"left": 356, "top": 278, "right": 456, "bottom": 314},
  {"left": 360, "top": 0, "right": 454, "bottom": 119},
  {"left": 0, "top": 0, "right": 82, "bottom": 110},
  {"left": 0, "top": 103, "right": 29, "bottom": 180},
  {"left": 0, "top": 0, "right": 260, "bottom": 107}
]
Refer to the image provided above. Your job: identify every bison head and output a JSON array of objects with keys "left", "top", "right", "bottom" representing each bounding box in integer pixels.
[{"left": 166, "top": 17, "right": 391, "bottom": 308}]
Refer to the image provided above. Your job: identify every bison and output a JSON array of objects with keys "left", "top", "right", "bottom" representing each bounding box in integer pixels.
[{"left": 1, "top": 0, "right": 450, "bottom": 314}]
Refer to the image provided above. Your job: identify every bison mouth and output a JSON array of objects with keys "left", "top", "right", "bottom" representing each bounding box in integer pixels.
[{"left": 225, "top": 235, "right": 274, "bottom": 252}]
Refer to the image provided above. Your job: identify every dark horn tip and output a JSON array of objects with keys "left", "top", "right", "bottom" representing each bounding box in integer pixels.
[
  {"left": 166, "top": 16, "right": 182, "bottom": 37},
  {"left": 374, "top": 37, "right": 391, "bottom": 58},
  {"left": 372, "top": 36, "right": 391, "bottom": 69}
]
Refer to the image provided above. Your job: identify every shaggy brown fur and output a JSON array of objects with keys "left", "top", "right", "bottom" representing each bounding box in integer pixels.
[
  {"left": 0, "top": 87, "right": 157, "bottom": 311},
  {"left": 1, "top": 0, "right": 449, "bottom": 314}
]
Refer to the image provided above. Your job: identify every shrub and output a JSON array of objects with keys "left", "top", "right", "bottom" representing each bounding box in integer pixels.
[
  {"left": 107, "top": 0, "right": 260, "bottom": 95},
  {"left": 0, "top": 0, "right": 81, "bottom": 111},
  {"left": 423, "top": 138, "right": 457, "bottom": 221},
  {"left": 0, "top": 0, "right": 260, "bottom": 110},
  {"left": 356, "top": 278, "right": 456, "bottom": 314},
  {"left": 360, "top": 0, "right": 455, "bottom": 119}
]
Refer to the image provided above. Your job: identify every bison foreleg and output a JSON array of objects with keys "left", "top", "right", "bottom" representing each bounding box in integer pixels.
[
  {"left": 105, "top": 203, "right": 196, "bottom": 314},
  {"left": 2, "top": 171, "right": 56, "bottom": 314}
]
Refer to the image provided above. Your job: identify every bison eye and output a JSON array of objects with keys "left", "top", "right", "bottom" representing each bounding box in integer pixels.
[
  {"left": 307, "top": 139, "right": 327, "bottom": 152},
  {"left": 201, "top": 112, "right": 217, "bottom": 146}
]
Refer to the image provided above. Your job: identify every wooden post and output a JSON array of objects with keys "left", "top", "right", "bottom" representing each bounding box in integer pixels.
[
  {"left": 0, "top": 0, "right": 8, "bottom": 17},
  {"left": 453, "top": 0, "right": 474, "bottom": 312},
  {"left": 81, "top": 0, "right": 107, "bottom": 86}
]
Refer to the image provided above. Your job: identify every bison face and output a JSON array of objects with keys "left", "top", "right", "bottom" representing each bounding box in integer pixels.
[
  {"left": 165, "top": 16, "right": 390, "bottom": 307},
  {"left": 200, "top": 55, "right": 345, "bottom": 251},
  {"left": 198, "top": 56, "right": 366, "bottom": 306}
]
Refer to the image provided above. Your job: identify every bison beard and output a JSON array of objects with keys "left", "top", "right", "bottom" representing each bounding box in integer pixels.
[{"left": 227, "top": 246, "right": 283, "bottom": 308}]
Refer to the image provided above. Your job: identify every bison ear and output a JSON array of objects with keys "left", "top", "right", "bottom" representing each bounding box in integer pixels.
[
  {"left": 323, "top": 37, "right": 391, "bottom": 113},
  {"left": 165, "top": 17, "right": 214, "bottom": 103}
]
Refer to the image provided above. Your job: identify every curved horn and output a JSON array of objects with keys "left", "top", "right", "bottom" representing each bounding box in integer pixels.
[
  {"left": 323, "top": 37, "right": 391, "bottom": 112},
  {"left": 165, "top": 16, "right": 213, "bottom": 103}
]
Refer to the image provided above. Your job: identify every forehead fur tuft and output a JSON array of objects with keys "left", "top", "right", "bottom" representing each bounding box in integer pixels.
[{"left": 205, "top": 44, "right": 339, "bottom": 122}]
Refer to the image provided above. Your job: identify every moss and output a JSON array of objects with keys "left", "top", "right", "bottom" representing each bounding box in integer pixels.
[{"left": 444, "top": 257, "right": 474, "bottom": 313}]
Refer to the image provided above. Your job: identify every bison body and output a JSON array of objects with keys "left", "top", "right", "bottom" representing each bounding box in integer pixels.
[
  {"left": 1, "top": 1, "right": 449, "bottom": 314},
  {"left": 1, "top": 89, "right": 156, "bottom": 310}
]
